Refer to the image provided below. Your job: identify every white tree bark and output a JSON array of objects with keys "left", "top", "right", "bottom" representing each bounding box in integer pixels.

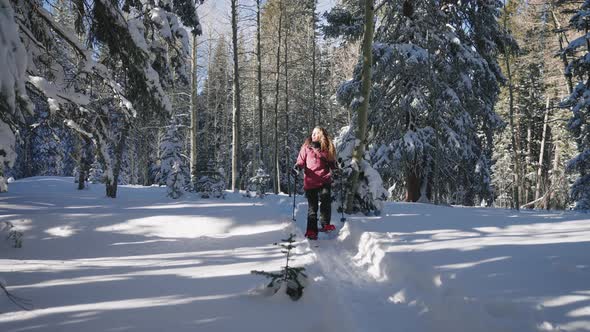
[
  {"left": 190, "top": 34, "right": 199, "bottom": 190},
  {"left": 273, "top": 1, "right": 284, "bottom": 194},
  {"left": 231, "top": 0, "right": 242, "bottom": 191},
  {"left": 346, "top": 0, "right": 374, "bottom": 212}
]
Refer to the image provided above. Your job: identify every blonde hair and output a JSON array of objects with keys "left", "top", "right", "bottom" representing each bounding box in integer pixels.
[{"left": 304, "top": 126, "right": 336, "bottom": 161}]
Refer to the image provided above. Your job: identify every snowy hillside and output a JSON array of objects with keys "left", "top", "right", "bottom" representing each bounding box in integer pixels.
[{"left": 1, "top": 177, "right": 589, "bottom": 332}]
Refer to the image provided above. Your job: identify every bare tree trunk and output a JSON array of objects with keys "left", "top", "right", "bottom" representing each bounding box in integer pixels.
[
  {"left": 311, "top": 0, "right": 317, "bottom": 125},
  {"left": 231, "top": 0, "right": 242, "bottom": 192},
  {"left": 190, "top": 33, "right": 199, "bottom": 190},
  {"left": 346, "top": 0, "right": 374, "bottom": 212},
  {"left": 23, "top": 131, "right": 32, "bottom": 177},
  {"left": 285, "top": 20, "right": 291, "bottom": 196},
  {"left": 503, "top": 4, "right": 521, "bottom": 210},
  {"left": 223, "top": 45, "right": 231, "bottom": 187},
  {"left": 427, "top": 30, "right": 439, "bottom": 204},
  {"left": 525, "top": 115, "right": 532, "bottom": 205},
  {"left": 77, "top": 136, "right": 91, "bottom": 190},
  {"left": 105, "top": 123, "right": 129, "bottom": 198},
  {"left": 547, "top": 142, "right": 560, "bottom": 209},
  {"left": 535, "top": 97, "right": 550, "bottom": 206},
  {"left": 256, "top": 0, "right": 264, "bottom": 165},
  {"left": 550, "top": 7, "right": 573, "bottom": 94},
  {"left": 205, "top": 29, "right": 214, "bottom": 173},
  {"left": 318, "top": 45, "right": 324, "bottom": 128},
  {"left": 405, "top": 171, "right": 420, "bottom": 202},
  {"left": 273, "top": 1, "right": 283, "bottom": 194}
]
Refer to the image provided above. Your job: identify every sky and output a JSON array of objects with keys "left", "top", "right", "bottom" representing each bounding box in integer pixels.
[{"left": 197, "top": 0, "right": 337, "bottom": 38}]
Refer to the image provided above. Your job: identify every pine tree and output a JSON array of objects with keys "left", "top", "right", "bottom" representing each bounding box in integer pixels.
[
  {"left": 326, "top": 0, "right": 510, "bottom": 206},
  {"left": 0, "top": 0, "right": 31, "bottom": 191},
  {"left": 167, "top": 161, "right": 185, "bottom": 199},
  {"left": 158, "top": 116, "right": 186, "bottom": 187},
  {"left": 88, "top": 159, "right": 105, "bottom": 184},
  {"left": 562, "top": 0, "right": 590, "bottom": 210},
  {"left": 5, "top": 0, "right": 202, "bottom": 197},
  {"left": 489, "top": 0, "right": 578, "bottom": 210},
  {"left": 0, "top": 120, "right": 16, "bottom": 193}
]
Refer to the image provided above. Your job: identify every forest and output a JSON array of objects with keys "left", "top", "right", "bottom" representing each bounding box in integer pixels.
[{"left": 1, "top": 0, "right": 589, "bottom": 212}]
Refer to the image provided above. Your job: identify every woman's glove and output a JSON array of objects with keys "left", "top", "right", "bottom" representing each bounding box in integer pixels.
[{"left": 291, "top": 165, "right": 301, "bottom": 176}]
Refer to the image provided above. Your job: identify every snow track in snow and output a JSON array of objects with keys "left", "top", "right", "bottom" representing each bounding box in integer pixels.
[
  {"left": 308, "top": 238, "right": 397, "bottom": 332},
  {"left": 293, "top": 200, "right": 410, "bottom": 332},
  {"left": 293, "top": 200, "right": 571, "bottom": 332}
]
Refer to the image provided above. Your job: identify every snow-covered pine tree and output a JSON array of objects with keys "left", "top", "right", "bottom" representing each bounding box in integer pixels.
[
  {"left": 491, "top": 127, "right": 514, "bottom": 208},
  {"left": 196, "top": 160, "right": 226, "bottom": 199},
  {"left": 561, "top": 1, "right": 590, "bottom": 210},
  {"left": 88, "top": 159, "right": 105, "bottom": 184},
  {"left": 6, "top": 0, "right": 201, "bottom": 197},
  {"left": 0, "top": 0, "right": 30, "bottom": 121},
  {"left": 89, "top": 0, "right": 201, "bottom": 197},
  {"left": 30, "top": 123, "right": 65, "bottom": 176},
  {"left": 167, "top": 161, "right": 185, "bottom": 199},
  {"left": 75, "top": 136, "right": 94, "bottom": 189},
  {"left": 158, "top": 116, "right": 186, "bottom": 187},
  {"left": 326, "top": 0, "right": 510, "bottom": 206},
  {"left": 246, "top": 167, "right": 271, "bottom": 198},
  {"left": 0, "top": 121, "right": 16, "bottom": 193},
  {"left": 545, "top": 1, "right": 580, "bottom": 209},
  {"left": 333, "top": 126, "right": 388, "bottom": 214},
  {"left": 0, "top": 0, "right": 31, "bottom": 192},
  {"left": 323, "top": 0, "right": 387, "bottom": 213}
]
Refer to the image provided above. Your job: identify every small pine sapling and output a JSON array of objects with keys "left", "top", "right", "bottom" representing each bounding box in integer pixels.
[
  {"left": 2, "top": 221, "right": 22, "bottom": 248},
  {"left": 196, "top": 170, "right": 226, "bottom": 199},
  {"left": 251, "top": 233, "right": 308, "bottom": 301},
  {"left": 245, "top": 167, "right": 271, "bottom": 198},
  {"left": 88, "top": 160, "right": 104, "bottom": 184}
]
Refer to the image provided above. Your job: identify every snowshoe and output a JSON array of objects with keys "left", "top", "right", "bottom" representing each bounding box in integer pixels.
[
  {"left": 319, "top": 224, "right": 336, "bottom": 233},
  {"left": 305, "top": 230, "right": 318, "bottom": 240}
]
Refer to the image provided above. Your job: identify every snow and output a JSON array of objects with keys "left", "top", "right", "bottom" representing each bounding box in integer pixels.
[
  {"left": 150, "top": 8, "right": 172, "bottom": 40},
  {"left": 0, "top": 0, "right": 29, "bottom": 116},
  {"left": 0, "top": 121, "right": 16, "bottom": 169},
  {"left": 64, "top": 119, "right": 93, "bottom": 139},
  {"left": 27, "top": 76, "right": 90, "bottom": 113},
  {"left": 392, "top": 44, "right": 428, "bottom": 64},
  {"left": 127, "top": 12, "right": 150, "bottom": 53},
  {"left": 1, "top": 177, "right": 590, "bottom": 332}
]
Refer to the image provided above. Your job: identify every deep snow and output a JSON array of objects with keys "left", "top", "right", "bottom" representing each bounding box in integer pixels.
[{"left": 1, "top": 177, "right": 589, "bottom": 332}]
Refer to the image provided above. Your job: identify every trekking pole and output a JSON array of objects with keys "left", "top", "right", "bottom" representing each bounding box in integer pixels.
[
  {"left": 338, "top": 158, "right": 346, "bottom": 223},
  {"left": 292, "top": 173, "right": 297, "bottom": 222}
]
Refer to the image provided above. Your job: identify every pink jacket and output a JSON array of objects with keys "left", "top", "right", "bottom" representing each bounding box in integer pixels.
[{"left": 296, "top": 143, "right": 336, "bottom": 190}]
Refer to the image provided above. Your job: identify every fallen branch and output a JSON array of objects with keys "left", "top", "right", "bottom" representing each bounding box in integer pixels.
[
  {"left": 0, "top": 282, "right": 33, "bottom": 311},
  {"left": 520, "top": 185, "right": 557, "bottom": 209}
]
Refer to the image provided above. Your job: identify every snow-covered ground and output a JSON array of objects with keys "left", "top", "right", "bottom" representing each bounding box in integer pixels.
[{"left": 1, "top": 177, "right": 589, "bottom": 332}]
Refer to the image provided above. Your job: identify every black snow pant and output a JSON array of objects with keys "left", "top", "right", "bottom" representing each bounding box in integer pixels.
[{"left": 305, "top": 184, "right": 332, "bottom": 232}]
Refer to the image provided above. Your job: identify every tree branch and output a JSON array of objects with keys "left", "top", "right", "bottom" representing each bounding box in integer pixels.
[{"left": 0, "top": 283, "right": 33, "bottom": 311}]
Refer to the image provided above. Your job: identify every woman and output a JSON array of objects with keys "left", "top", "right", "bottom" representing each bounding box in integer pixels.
[{"left": 293, "top": 127, "right": 338, "bottom": 240}]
